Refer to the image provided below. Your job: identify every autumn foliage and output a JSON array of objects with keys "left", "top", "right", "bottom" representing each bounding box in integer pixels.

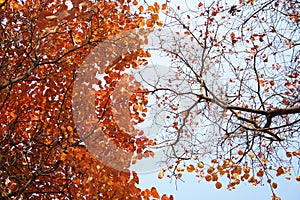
[
  {"left": 1, "top": 0, "right": 300, "bottom": 199},
  {"left": 149, "top": 0, "right": 300, "bottom": 199},
  {"left": 0, "top": 0, "right": 167, "bottom": 199}
]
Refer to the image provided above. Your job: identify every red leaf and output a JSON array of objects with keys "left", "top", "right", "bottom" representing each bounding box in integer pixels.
[{"left": 212, "top": 10, "right": 218, "bottom": 16}]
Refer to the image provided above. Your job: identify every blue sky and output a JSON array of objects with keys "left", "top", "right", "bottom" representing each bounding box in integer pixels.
[
  {"left": 138, "top": 171, "right": 300, "bottom": 199},
  {"left": 133, "top": 0, "right": 300, "bottom": 199}
]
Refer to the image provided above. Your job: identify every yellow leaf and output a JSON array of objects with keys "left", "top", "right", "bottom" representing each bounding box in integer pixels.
[
  {"left": 262, "top": 159, "right": 268, "bottom": 164},
  {"left": 247, "top": 0, "right": 255, "bottom": 5},
  {"left": 147, "top": 5, "right": 154, "bottom": 12},
  {"left": 157, "top": 21, "right": 163, "bottom": 27},
  {"left": 198, "top": 161, "right": 204, "bottom": 168},
  {"left": 158, "top": 170, "right": 164, "bottom": 179},
  {"left": 45, "top": 15, "right": 58, "bottom": 20},
  {"left": 67, "top": 126, "right": 73, "bottom": 132},
  {"left": 248, "top": 152, "right": 255, "bottom": 159}
]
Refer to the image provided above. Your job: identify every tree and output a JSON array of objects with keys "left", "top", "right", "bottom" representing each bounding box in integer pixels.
[
  {"left": 1, "top": 0, "right": 300, "bottom": 199},
  {"left": 0, "top": 0, "right": 169, "bottom": 199},
  {"left": 134, "top": 0, "right": 299, "bottom": 199}
]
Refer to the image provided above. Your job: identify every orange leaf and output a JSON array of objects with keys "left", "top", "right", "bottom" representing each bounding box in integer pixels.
[
  {"left": 198, "top": 161, "right": 204, "bottom": 168},
  {"left": 133, "top": 0, "right": 138, "bottom": 5},
  {"left": 146, "top": 19, "right": 154, "bottom": 27},
  {"left": 257, "top": 169, "right": 264, "bottom": 177},
  {"left": 276, "top": 167, "right": 285, "bottom": 176},
  {"left": 161, "top": 194, "right": 169, "bottom": 200},
  {"left": 207, "top": 167, "right": 214, "bottom": 174},
  {"left": 187, "top": 164, "right": 195, "bottom": 172},
  {"left": 205, "top": 175, "right": 212, "bottom": 182},
  {"left": 238, "top": 150, "right": 244, "bottom": 155},
  {"left": 158, "top": 170, "right": 164, "bottom": 179},
  {"left": 142, "top": 189, "right": 151, "bottom": 198},
  {"left": 215, "top": 182, "right": 222, "bottom": 189},
  {"left": 272, "top": 195, "right": 281, "bottom": 200},
  {"left": 151, "top": 187, "right": 160, "bottom": 199},
  {"left": 230, "top": 32, "right": 235, "bottom": 38},
  {"left": 248, "top": 153, "right": 255, "bottom": 159},
  {"left": 151, "top": 13, "right": 159, "bottom": 22},
  {"left": 286, "top": 152, "right": 292, "bottom": 158},
  {"left": 212, "top": 173, "right": 218, "bottom": 181},
  {"left": 138, "top": 5, "right": 144, "bottom": 12},
  {"left": 153, "top": 2, "right": 160, "bottom": 13},
  {"left": 148, "top": 5, "right": 154, "bottom": 11}
]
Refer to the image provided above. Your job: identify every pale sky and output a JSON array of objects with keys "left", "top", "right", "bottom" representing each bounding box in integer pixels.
[
  {"left": 135, "top": 0, "right": 300, "bottom": 199},
  {"left": 138, "top": 171, "right": 300, "bottom": 199}
]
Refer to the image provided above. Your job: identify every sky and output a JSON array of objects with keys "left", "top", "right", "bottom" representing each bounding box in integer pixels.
[
  {"left": 132, "top": 0, "right": 300, "bottom": 199},
  {"left": 72, "top": 0, "right": 300, "bottom": 199},
  {"left": 138, "top": 171, "right": 300, "bottom": 199}
]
